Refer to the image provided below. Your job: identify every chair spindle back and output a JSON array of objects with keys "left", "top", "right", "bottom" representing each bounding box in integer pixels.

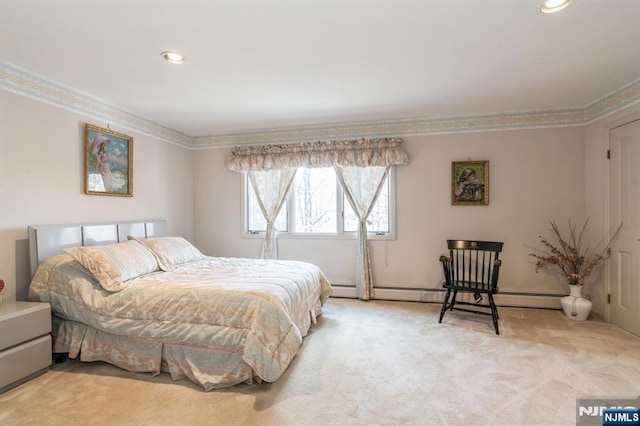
[{"left": 447, "top": 240, "right": 503, "bottom": 292}]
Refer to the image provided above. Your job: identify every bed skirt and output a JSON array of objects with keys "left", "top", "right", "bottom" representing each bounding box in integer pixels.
[{"left": 51, "top": 299, "right": 323, "bottom": 391}]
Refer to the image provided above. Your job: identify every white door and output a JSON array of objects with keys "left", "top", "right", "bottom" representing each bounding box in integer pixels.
[{"left": 609, "top": 119, "right": 640, "bottom": 336}]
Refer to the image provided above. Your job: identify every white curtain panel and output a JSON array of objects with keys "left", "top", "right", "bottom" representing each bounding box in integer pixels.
[
  {"left": 248, "top": 169, "right": 297, "bottom": 259},
  {"left": 335, "top": 165, "right": 391, "bottom": 300}
]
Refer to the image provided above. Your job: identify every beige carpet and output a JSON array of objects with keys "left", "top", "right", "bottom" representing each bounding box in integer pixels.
[{"left": 1, "top": 298, "right": 639, "bottom": 425}]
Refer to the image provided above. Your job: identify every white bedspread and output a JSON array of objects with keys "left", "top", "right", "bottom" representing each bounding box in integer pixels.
[{"left": 29, "top": 254, "right": 332, "bottom": 387}]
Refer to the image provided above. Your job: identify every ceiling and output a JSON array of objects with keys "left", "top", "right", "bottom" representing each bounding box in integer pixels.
[{"left": 2, "top": 0, "right": 640, "bottom": 146}]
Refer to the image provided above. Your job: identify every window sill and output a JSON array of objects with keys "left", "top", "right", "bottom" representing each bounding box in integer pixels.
[{"left": 242, "top": 232, "right": 396, "bottom": 241}]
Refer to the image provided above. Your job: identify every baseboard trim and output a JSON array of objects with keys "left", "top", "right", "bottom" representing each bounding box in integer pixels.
[{"left": 329, "top": 285, "right": 563, "bottom": 309}]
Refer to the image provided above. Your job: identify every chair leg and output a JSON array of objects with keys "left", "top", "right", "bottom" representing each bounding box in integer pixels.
[
  {"left": 439, "top": 289, "right": 451, "bottom": 323},
  {"left": 449, "top": 290, "right": 458, "bottom": 311},
  {"left": 488, "top": 294, "right": 499, "bottom": 335}
]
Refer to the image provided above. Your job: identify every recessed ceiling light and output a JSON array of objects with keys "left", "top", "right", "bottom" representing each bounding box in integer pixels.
[
  {"left": 539, "top": 0, "right": 575, "bottom": 14},
  {"left": 161, "top": 51, "right": 187, "bottom": 64}
]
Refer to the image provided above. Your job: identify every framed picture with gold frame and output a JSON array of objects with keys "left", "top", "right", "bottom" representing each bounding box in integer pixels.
[
  {"left": 451, "top": 160, "right": 489, "bottom": 205},
  {"left": 85, "top": 124, "right": 133, "bottom": 197}
]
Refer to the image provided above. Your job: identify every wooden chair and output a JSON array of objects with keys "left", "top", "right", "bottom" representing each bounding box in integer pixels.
[{"left": 438, "top": 240, "right": 504, "bottom": 334}]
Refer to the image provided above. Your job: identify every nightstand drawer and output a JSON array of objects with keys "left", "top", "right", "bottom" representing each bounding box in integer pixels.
[
  {"left": 0, "top": 335, "right": 51, "bottom": 391},
  {"left": 0, "top": 302, "right": 51, "bottom": 351}
]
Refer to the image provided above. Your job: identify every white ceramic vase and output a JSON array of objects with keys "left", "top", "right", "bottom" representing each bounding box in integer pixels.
[{"left": 560, "top": 284, "right": 592, "bottom": 321}]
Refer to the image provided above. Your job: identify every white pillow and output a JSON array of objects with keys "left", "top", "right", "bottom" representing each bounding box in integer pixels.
[
  {"left": 64, "top": 240, "right": 159, "bottom": 292},
  {"left": 130, "top": 236, "right": 205, "bottom": 271}
]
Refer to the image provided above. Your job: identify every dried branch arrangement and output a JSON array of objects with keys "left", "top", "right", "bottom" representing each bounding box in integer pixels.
[{"left": 529, "top": 219, "right": 620, "bottom": 287}]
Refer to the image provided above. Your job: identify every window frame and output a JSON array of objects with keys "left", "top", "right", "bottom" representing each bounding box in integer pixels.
[{"left": 242, "top": 167, "right": 396, "bottom": 241}]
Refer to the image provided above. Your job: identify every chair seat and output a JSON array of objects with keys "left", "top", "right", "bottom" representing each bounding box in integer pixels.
[
  {"left": 444, "top": 281, "right": 496, "bottom": 294},
  {"left": 438, "top": 240, "right": 504, "bottom": 334}
]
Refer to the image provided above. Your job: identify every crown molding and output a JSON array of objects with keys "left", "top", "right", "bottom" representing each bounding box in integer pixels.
[
  {"left": 584, "top": 77, "right": 640, "bottom": 124},
  {"left": 2, "top": 60, "right": 640, "bottom": 149},
  {"left": 190, "top": 108, "right": 588, "bottom": 149},
  {"left": 0, "top": 60, "right": 192, "bottom": 148}
]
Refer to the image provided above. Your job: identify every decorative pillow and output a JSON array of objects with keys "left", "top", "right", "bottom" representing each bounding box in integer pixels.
[
  {"left": 130, "top": 236, "right": 205, "bottom": 271},
  {"left": 64, "top": 240, "right": 159, "bottom": 292}
]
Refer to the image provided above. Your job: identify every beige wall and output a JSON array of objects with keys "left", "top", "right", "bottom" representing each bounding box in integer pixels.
[
  {"left": 193, "top": 126, "right": 586, "bottom": 304},
  {"left": 0, "top": 91, "right": 194, "bottom": 301},
  {"left": 5, "top": 83, "right": 639, "bottom": 314}
]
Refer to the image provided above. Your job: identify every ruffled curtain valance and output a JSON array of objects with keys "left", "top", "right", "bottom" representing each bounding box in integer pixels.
[{"left": 225, "top": 137, "right": 409, "bottom": 172}]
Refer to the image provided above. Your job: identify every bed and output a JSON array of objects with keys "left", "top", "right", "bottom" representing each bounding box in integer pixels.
[{"left": 27, "top": 220, "right": 332, "bottom": 391}]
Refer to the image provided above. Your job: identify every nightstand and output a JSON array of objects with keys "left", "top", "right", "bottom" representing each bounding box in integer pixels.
[{"left": 0, "top": 301, "right": 52, "bottom": 394}]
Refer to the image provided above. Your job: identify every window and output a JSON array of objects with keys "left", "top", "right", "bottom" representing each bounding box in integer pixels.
[
  {"left": 293, "top": 168, "right": 337, "bottom": 233},
  {"left": 245, "top": 167, "right": 393, "bottom": 237}
]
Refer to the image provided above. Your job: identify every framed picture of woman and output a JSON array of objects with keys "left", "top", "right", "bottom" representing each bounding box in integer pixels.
[
  {"left": 451, "top": 160, "right": 489, "bottom": 205},
  {"left": 85, "top": 124, "right": 133, "bottom": 197}
]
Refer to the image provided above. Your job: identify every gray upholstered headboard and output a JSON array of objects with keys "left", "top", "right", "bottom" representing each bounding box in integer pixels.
[{"left": 28, "top": 219, "right": 168, "bottom": 277}]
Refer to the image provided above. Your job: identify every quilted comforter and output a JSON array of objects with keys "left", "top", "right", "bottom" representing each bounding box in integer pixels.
[{"left": 29, "top": 254, "right": 332, "bottom": 389}]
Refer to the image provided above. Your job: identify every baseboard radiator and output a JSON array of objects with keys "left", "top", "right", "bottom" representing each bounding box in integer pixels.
[{"left": 330, "top": 284, "right": 563, "bottom": 310}]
